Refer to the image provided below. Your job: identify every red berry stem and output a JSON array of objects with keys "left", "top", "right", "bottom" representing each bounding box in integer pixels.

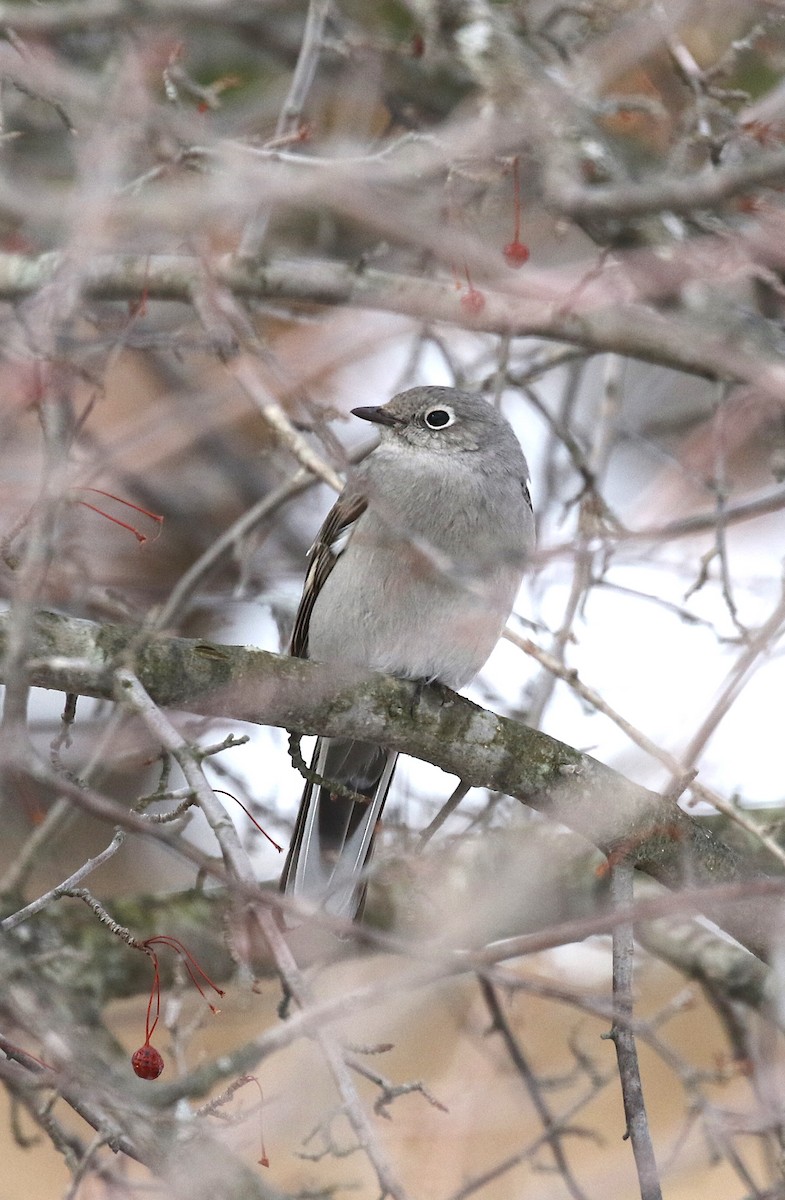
[
  {"left": 240, "top": 1075, "right": 269, "bottom": 1167},
  {"left": 143, "top": 948, "right": 162, "bottom": 1044},
  {"left": 459, "top": 263, "right": 486, "bottom": 314},
  {"left": 132, "top": 936, "right": 224, "bottom": 1080},
  {"left": 512, "top": 156, "right": 521, "bottom": 244},
  {"left": 503, "top": 155, "right": 530, "bottom": 268},
  {"left": 143, "top": 935, "right": 225, "bottom": 1012},
  {"left": 75, "top": 488, "right": 163, "bottom": 545},
  {"left": 213, "top": 789, "right": 283, "bottom": 852}
]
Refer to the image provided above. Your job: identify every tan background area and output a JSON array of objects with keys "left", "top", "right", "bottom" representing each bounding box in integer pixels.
[{"left": 0, "top": 943, "right": 763, "bottom": 1199}]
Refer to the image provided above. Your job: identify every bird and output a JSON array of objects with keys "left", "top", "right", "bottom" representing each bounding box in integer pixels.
[{"left": 279, "top": 385, "right": 535, "bottom": 922}]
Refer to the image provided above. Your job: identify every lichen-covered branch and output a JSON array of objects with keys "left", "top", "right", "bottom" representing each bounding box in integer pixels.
[{"left": 5, "top": 607, "right": 777, "bottom": 959}]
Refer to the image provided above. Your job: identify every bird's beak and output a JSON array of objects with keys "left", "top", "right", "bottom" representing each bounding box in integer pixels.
[{"left": 351, "top": 405, "right": 400, "bottom": 427}]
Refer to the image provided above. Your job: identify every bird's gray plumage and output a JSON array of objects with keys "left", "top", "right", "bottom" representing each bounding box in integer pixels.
[{"left": 280, "top": 386, "right": 535, "bottom": 921}]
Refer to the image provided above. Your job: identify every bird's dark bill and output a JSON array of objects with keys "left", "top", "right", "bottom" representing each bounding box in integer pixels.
[{"left": 351, "top": 405, "right": 400, "bottom": 426}]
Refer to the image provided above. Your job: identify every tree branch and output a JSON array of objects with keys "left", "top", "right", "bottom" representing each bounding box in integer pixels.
[
  {"left": 0, "top": 0, "right": 287, "bottom": 35},
  {"left": 608, "top": 862, "right": 662, "bottom": 1200},
  {"left": 0, "top": 252, "right": 783, "bottom": 391},
  {"left": 5, "top": 607, "right": 778, "bottom": 959},
  {"left": 545, "top": 145, "right": 785, "bottom": 220}
]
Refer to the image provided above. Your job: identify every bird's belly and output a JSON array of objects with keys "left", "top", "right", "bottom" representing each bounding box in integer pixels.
[{"left": 307, "top": 543, "right": 520, "bottom": 688}]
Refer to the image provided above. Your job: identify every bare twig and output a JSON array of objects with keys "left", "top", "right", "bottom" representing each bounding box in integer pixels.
[
  {"left": 255, "top": 906, "right": 413, "bottom": 1200},
  {"left": 0, "top": 253, "right": 784, "bottom": 392},
  {"left": 505, "top": 626, "right": 785, "bottom": 873},
  {"left": 152, "top": 468, "right": 312, "bottom": 631},
  {"left": 479, "top": 977, "right": 590, "bottom": 1200},
  {"left": 114, "top": 669, "right": 257, "bottom": 887},
  {"left": 607, "top": 861, "right": 662, "bottom": 1200},
  {"left": 227, "top": 354, "right": 344, "bottom": 492},
  {"left": 416, "top": 780, "right": 471, "bottom": 849},
  {"left": 238, "top": 0, "right": 332, "bottom": 260},
  {"left": 545, "top": 141, "right": 785, "bottom": 219},
  {"left": 0, "top": 830, "right": 126, "bottom": 932},
  {"left": 676, "top": 584, "right": 785, "bottom": 782}
]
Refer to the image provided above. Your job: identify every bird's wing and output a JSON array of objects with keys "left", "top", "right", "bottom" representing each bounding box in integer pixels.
[{"left": 289, "top": 488, "right": 368, "bottom": 659}]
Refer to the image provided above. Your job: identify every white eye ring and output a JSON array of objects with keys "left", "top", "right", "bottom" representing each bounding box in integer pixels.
[{"left": 423, "top": 405, "right": 456, "bottom": 430}]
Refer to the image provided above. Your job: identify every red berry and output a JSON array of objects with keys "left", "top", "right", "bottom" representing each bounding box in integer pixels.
[
  {"left": 460, "top": 287, "right": 485, "bottom": 314},
  {"left": 503, "top": 240, "right": 530, "bottom": 268},
  {"left": 132, "top": 1044, "right": 164, "bottom": 1080}
]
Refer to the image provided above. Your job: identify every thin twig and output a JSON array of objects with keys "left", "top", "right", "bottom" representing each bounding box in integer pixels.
[
  {"left": 416, "top": 780, "right": 471, "bottom": 849},
  {"left": 675, "top": 583, "right": 785, "bottom": 782},
  {"left": 114, "top": 669, "right": 257, "bottom": 887},
  {"left": 608, "top": 861, "right": 662, "bottom": 1200},
  {"left": 238, "top": 0, "right": 332, "bottom": 260},
  {"left": 227, "top": 353, "right": 344, "bottom": 492},
  {"left": 256, "top": 906, "right": 412, "bottom": 1200},
  {"left": 479, "top": 977, "right": 590, "bottom": 1200},
  {"left": 505, "top": 625, "right": 785, "bottom": 873},
  {"left": 152, "top": 468, "right": 312, "bottom": 631},
  {"left": 1, "top": 830, "right": 125, "bottom": 931}
]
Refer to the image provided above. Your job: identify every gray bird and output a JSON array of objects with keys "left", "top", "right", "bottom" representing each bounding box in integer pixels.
[{"left": 280, "top": 386, "right": 535, "bottom": 921}]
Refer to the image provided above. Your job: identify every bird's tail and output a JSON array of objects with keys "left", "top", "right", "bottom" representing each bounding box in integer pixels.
[{"left": 280, "top": 738, "right": 397, "bottom": 922}]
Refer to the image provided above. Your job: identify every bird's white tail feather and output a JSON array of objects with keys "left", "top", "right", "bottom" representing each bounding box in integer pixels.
[{"left": 281, "top": 737, "right": 398, "bottom": 921}]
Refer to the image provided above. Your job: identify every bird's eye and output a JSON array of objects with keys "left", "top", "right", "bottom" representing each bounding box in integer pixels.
[{"left": 423, "top": 406, "right": 456, "bottom": 430}]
